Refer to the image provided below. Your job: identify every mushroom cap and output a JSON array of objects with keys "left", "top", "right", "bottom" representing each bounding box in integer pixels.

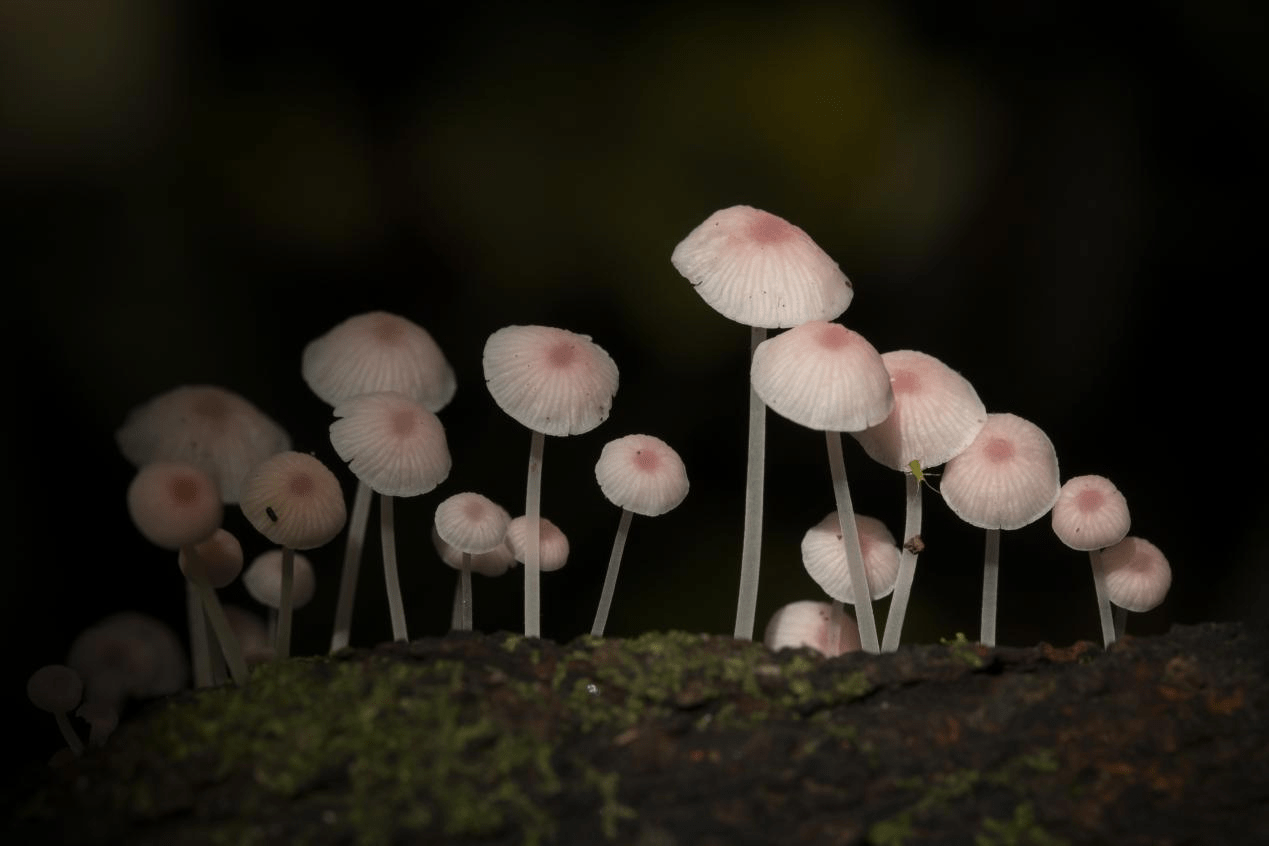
[
  {"left": 482, "top": 325, "right": 619, "bottom": 437},
  {"left": 940, "top": 413, "right": 1061, "bottom": 531},
  {"left": 1051, "top": 475, "right": 1131, "bottom": 551},
  {"left": 27, "top": 664, "right": 84, "bottom": 714},
  {"left": 329, "top": 391, "right": 452, "bottom": 497},
  {"left": 763, "top": 601, "right": 861, "bottom": 656},
  {"left": 431, "top": 525, "right": 517, "bottom": 576},
  {"left": 751, "top": 320, "right": 894, "bottom": 432},
  {"left": 178, "top": 528, "right": 244, "bottom": 589},
  {"left": 594, "top": 434, "right": 689, "bottom": 517},
  {"left": 115, "top": 385, "right": 291, "bottom": 503},
  {"left": 127, "top": 461, "right": 224, "bottom": 551},
  {"left": 242, "top": 549, "right": 317, "bottom": 609},
  {"left": 301, "top": 311, "right": 457, "bottom": 412},
  {"left": 1101, "top": 536, "right": 1171, "bottom": 613},
  {"left": 434, "top": 492, "right": 511, "bottom": 555},
  {"left": 240, "top": 451, "right": 347, "bottom": 550},
  {"left": 222, "top": 605, "right": 275, "bottom": 665},
  {"left": 671, "top": 205, "right": 853, "bottom": 328},
  {"left": 504, "top": 515, "right": 570, "bottom": 572},
  {"left": 801, "top": 512, "right": 902, "bottom": 604},
  {"left": 66, "top": 612, "right": 188, "bottom": 708},
  {"left": 851, "top": 349, "right": 988, "bottom": 471}
]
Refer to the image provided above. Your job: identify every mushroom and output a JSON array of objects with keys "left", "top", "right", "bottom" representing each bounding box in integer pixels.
[
  {"left": 483, "top": 324, "right": 619, "bottom": 637},
  {"left": 591, "top": 434, "right": 689, "bottom": 636},
  {"left": 672, "top": 205, "right": 853, "bottom": 640},
  {"left": 851, "top": 349, "right": 987, "bottom": 651},
  {"left": 763, "top": 601, "right": 861, "bottom": 657},
  {"left": 242, "top": 549, "right": 317, "bottom": 646},
  {"left": 222, "top": 604, "right": 276, "bottom": 665},
  {"left": 504, "top": 516, "right": 570, "bottom": 574},
  {"left": 66, "top": 612, "right": 187, "bottom": 710},
  {"left": 800, "top": 511, "right": 902, "bottom": 610},
  {"left": 750, "top": 319, "right": 894, "bottom": 652},
  {"left": 301, "top": 311, "right": 456, "bottom": 653},
  {"left": 177, "top": 528, "right": 246, "bottom": 686},
  {"left": 328, "top": 390, "right": 451, "bottom": 643},
  {"left": 434, "top": 493, "right": 511, "bottom": 631},
  {"left": 1051, "top": 475, "right": 1131, "bottom": 647},
  {"left": 1099, "top": 536, "right": 1171, "bottom": 638},
  {"left": 74, "top": 701, "right": 119, "bottom": 748},
  {"left": 940, "top": 413, "right": 1061, "bottom": 647},
  {"left": 26, "top": 664, "right": 85, "bottom": 757},
  {"left": 430, "top": 527, "right": 517, "bottom": 630}
]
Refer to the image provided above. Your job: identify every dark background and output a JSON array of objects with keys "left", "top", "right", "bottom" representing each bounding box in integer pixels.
[{"left": 5, "top": 1, "right": 1265, "bottom": 766}]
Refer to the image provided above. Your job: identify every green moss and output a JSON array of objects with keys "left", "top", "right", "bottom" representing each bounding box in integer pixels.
[
  {"left": 578, "top": 763, "right": 637, "bottom": 839},
  {"left": 940, "top": 632, "right": 985, "bottom": 668},
  {"left": 975, "top": 802, "right": 1070, "bottom": 846}
]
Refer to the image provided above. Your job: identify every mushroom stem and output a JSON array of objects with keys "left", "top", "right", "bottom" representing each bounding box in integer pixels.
[
  {"left": 188, "top": 568, "right": 249, "bottom": 685},
  {"left": 459, "top": 555, "right": 473, "bottom": 632},
  {"left": 734, "top": 326, "right": 768, "bottom": 640},
  {"left": 187, "top": 581, "right": 213, "bottom": 687},
  {"left": 1113, "top": 605, "right": 1128, "bottom": 640},
  {"left": 54, "top": 712, "right": 84, "bottom": 757},
  {"left": 882, "top": 473, "right": 924, "bottom": 652},
  {"left": 592, "top": 508, "right": 634, "bottom": 637},
  {"left": 826, "top": 431, "right": 880, "bottom": 653},
  {"left": 330, "top": 478, "right": 372, "bottom": 652},
  {"left": 523, "top": 430, "right": 546, "bottom": 638},
  {"left": 827, "top": 600, "right": 845, "bottom": 656},
  {"left": 276, "top": 547, "right": 295, "bottom": 660},
  {"left": 980, "top": 528, "right": 1001, "bottom": 647},
  {"left": 380, "top": 493, "right": 409, "bottom": 642},
  {"left": 1089, "top": 549, "right": 1117, "bottom": 647}
]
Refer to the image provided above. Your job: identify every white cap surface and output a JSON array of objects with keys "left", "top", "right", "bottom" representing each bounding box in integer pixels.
[
  {"left": 763, "top": 601, "right": 861, "bottom": 656},
  {"left": 505, "top": 516, "right": 571, "bottom": 572},
  {"left": 243, "top": 549, "right": 317, "bottom": 609},
  {"left": 240, "top": 451, "right": 347, "bottom": 550},
  {"left": 801, "top": 512, "right": 901, "bottom": 604},
  {"left": 1101, "top": 536, "right": 1171, "bottom": 613},
  {"left": 435, "top": 492, "right": 511, "bottom": 555},
  {"left": 595, "top": 434, "right": 689, "bottom": 517},
  {"left": 940, "top": 413, "right": 1061, "bottom": 531},
  {"left": 329, "top": 391, "right": 451, "bottom": 497},
  {"left": 127, "top": 461, "right": 223, "bottom": 551},
  {"left": 1051, "top": 475, "right": 1131, "bottom": 551}
]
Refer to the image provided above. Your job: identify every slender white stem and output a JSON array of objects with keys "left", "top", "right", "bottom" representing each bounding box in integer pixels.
[
  {"left": 190, "top": 570, "right": 249, "bottom": 685},
  {"left": 980, "top": 529, "right": 1001, "bottom": 647},
  {"left": 381, "top": 494, "right": 409, "bottom": 642},
  {"left": 187, "top": 580, "right": 212, "bottom": 688},
  {"left": 524, "top": 430, "right": 546, "bottom": 638},
  {"left": 276, "top": 547, "right": 295, "bottom": 660},
  {"left": 450, "top": 576, "right": 461, "bottom": 630},
  {"left": 1089, "top": 549, "right": 1117, "bottom": 647},
  {"left": 592, "top": 508, "right": 635, "bottom": 637},
  {"left": 205, "top": 611, "right": 226, "bottom": 685},
  {"left": 459, "top": 555, "right": 473, "bottom": 632},
  {"left": 330, "top": 478, "right": 372, "bottom": 652},
  {"left": 734, "top": 326, "right": 767, "bottom": 640},
  {"left": 826, "top": 431, "right": 880, "bottom": 654},
  {"left": 827, "top": 600, "right": 844, "bottom": 656},
  {"left": 882, "top": 473, "right": 924, "bottom": 652},
  {"left": 54, "top": 712, "right": 84, "bottom": 757},
  {"left": 1113, "top": 605, "right": 1127, "bottom": 640}
]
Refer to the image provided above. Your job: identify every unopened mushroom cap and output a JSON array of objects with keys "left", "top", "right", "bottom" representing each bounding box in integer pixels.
[
  {"left": 431, "top": 526, "right": 517, "bottom": 576},
  {"left": 482, "top": 325, "right": 619, "bottom": 437},
  {"left": 301, "top": 311, "right": 457, "bottom": 411},
  {"left": 800, "top": 512, "right": 901, "bottom": 604},
  {"left": 435, "top": 492, "right": 511, "bottom": 555},
  {"left": 127, "top": 461, "right": 224, "bottom": 551},
  {"left": 27, "top": 665, "right": 84, "bottom": 714},
  {"left": 940, "top": 413, "right": 1061, "bottom": 531},
  {"left": 751, "top": 321, "right": 893, "bottom": 432},
  {"left": 505, "top": 516, "right": 570, "bottom": 572},
  {"left": 1051, "top": 475, "right": 1131, "bottom": 551},
  {"left": 329, "top": 391, "right": 452, "bottom": 497},
  {"left": 1101, "top": 536, "right": 1171, "bottom": 613},
  {"left": 178, "top": 528, "right": 244, "bottom": 589},
  {"left": 763, "top": 601, "right": 861, "bottom": 656},
  {"left": 240, "top": 451, "right": 347, "bottom": 550},
  {"left": 852, "top": 349, "right": 988, "bottom": 471},
  {"left": 243, "top": 550, "right": 317, "bottom": 609},
  {"left": 595, "top": 434, "right": 689, "bottom": 517},
  {"left": 671, "top": 205, "right": 853, "bottom": 328},
  {"left": 116, "top": 385, "right": 291, "bottom": 503}
]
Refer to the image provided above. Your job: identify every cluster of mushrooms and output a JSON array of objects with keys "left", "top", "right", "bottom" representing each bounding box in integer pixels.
[{"left": 27, "top": 205, "right": 1170, "bottom": 761}]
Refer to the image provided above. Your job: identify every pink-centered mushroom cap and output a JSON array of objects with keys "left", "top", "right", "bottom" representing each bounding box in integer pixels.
[
  {"left": 66, "top": 612, "right": 188, "bottom": 707},
  {"left": 301, "top": 311, "right": 457, "bottom": 412},
  {"left": 483, "top": 325, "right": 619, "bottom": 437},
  {"left": 595, "top": 434, "right": 689, "bottom": 517},
  {"left": 940, "top": 413, "right": 1061, "bottom": 531},
  {"left": 505, "top": 516, "right": 570, "bottom": 573},
  {"left": 329, "top": 391, "right": 452, "bottom": 497},
  {"left": 1051, "top": 475, "right": 1131, "bottom": 551},
  {"left": 852, "top": 349, "right": 988, "bottom": 471},
  {"left": 751, "top": 320, "right": 894, "bottom": 432},
  {"left": 240, "top": 451, "right": 347, "bottom": 550},
  {"left": 178, "top": 528, "right": 244, "bottom": 589},
  {"left": 243, "top": 549, "right": 317, "bottom": 609},
  {"left": 431, "top": 526, "right": 517, "bottom": 577},
  {"left": 126, "top": 461, "right": 223, "bottom": 551},
  {"left": 435, "top": 492, "right": 511, "bottom": 556},
  {"left": 671, "top": 205, "right": 853, "bottom": 329},
  {"left": 1100, "top": 536, "right": 1171, "bottom": 613},
  {"left": 763, "top": 601, "right": 861, "bottom": 656},
  {"left": 116, "top": 385, "right": 291, "bottom": 503},
  {"left": 801, "top": 512, "right": 902, "bottom": 604}
]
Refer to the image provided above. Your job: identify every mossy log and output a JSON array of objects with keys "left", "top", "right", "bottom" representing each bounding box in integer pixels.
[{"left": 5, "top": 621, "right": 1266, "bottom": 845}]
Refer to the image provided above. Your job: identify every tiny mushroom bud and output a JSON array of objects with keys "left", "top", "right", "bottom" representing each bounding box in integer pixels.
[
  {"left": 1051, "top": 475, "right": 1131, "bottom": 647},
  {"left": 763, "top": 601, "right": 861, "bottom": 657},
  {"left": 27, "top": 664, "right": 85, "bottom": 757}
]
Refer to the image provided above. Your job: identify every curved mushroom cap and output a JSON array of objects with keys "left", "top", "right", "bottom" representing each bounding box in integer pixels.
[
  {"left": 66, "top": 612, "right": 188, "bottom": 708},
  {"left": 763, "top": 601, "right": 861, "bottom": 656},
  {"left": 116, "top": 385, "right": 291, "bottom": 503},
  {"left": 801, "top": 512, "right": 901, "bottom": 604},
  {"left": 1051, "top": 475, "right": 1131, "bottom": 551},
  {"left": 301, "top": 311, "right": 457, "bottom": 412},
  {"left": 242, "top": 549, "right": 317, "bottom": 609},
  {"left": 27, "top": 665, "right": 84, "bottom": 714},
  {"left": 595, "top": 434, "right": 689, "bottom": 517},
  {"left": 329, "top": 391, "right": 452, "bottom": 497},
  {"left": 1101, "top": 536, "right": 1171, "bottom": 613},
  {"left": 431, "top": 525, "right": 517, "bottom": 577},
  {"left": 852, "top": 350, "right": 988, "bottom": 471},
  {"left": 178, "top": 528, "right": 244, "bottom": 589},
  {"left": 240, "top": 451, "right": 347, "bottom": 550},
  {"left": 434, "top": 492, "right": 511, "bottom": 555},
  {"left": 127, "top": 461, "right": 223, "bottom": 551},
  {"left": 940, "top": 413, "right": 1061, "bottom": 531},
  {"left": 671, "top": 205, "right": 853, "bottom": 328},
  {"left": 483, "top": 325, "right": 619, "bottom": 437},
  {"left": 505, "top": 516, "right": 570, "bottom": 572},
  {"left": 751, "top": 321, "right": 893, "bottom": 432}
]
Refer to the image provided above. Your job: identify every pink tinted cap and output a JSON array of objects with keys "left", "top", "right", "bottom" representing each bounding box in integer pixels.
[
  {"left": 1051, "top": 475, "right": 1131, "bottom": 551},
  {"left": 940, "top": 413, "right": 1061, "bottom": 531}
]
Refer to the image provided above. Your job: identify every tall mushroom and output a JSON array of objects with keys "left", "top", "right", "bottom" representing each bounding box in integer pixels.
[
  {"left": 672, "top": 205, "right": 853, "bottom": 640},
  {"left": 1050, "top": 475, "right": 1131, "bottom": 647}
]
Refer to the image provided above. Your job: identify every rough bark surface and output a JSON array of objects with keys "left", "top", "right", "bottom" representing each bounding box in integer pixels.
[{"left": 5, "top": 621, "right": 1266, "bottom": 845}]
